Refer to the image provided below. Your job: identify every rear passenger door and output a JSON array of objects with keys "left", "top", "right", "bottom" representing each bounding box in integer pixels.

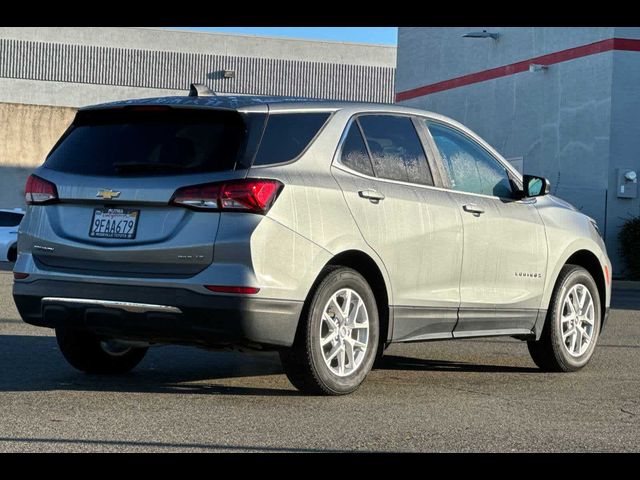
[
  {"left": 424, "top": 120, "right": 547, "bottom": 337},
  {"left": 331, "top": 114, "right": 463, "bottom": 341}
]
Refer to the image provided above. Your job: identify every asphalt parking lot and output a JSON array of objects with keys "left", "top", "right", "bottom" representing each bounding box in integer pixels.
[{"left": 0, "top": 266, "right": 638, "bottom": 452}]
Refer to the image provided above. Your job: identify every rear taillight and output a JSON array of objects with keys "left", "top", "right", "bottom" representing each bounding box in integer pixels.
[
  {"left": 25, "top": 175, "right": 58, "bottom": 205},
  {"left": 171, "top": 179, "right": 283, "bottom": 214}
]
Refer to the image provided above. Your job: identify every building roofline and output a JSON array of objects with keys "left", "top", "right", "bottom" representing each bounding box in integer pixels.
[
  {"left": 149, "top": 27, "right": 397, "bottom": 50},
  {"left": 0, "top": 27, "right": 397, "bottom": 68}
]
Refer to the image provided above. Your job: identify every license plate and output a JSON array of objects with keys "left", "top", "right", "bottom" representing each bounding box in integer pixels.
[{"left": 89, "top": 208, "right": 140, "bottom": 239}]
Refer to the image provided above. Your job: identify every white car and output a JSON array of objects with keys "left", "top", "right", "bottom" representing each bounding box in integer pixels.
[{"left": 0, "top": 208, "right": 24, "bottom": 262}]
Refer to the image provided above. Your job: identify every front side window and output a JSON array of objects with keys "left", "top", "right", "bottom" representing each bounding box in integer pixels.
[
  {"left": 426, "top": 122, "right": 513, "bottom": 198},
  {"left": 358, "top": 115, "right": 433, "bottom": 185}
]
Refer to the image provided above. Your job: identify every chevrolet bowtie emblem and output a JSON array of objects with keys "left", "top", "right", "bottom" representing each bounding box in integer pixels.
[{"left": 96, "top": 189, "right": 121, "bottom": 200}]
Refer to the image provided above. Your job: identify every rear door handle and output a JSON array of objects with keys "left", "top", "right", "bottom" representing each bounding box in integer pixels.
[
  {"left": 463, "top": 203, "right": 485, "bottom": 215},
  {"left": 358, "top": 189, "right": 385, "bottom": 202}
]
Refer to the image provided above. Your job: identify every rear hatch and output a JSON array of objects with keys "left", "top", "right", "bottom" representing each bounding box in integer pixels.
[{"left": 24, "top": 106, "right": 264, "bottom": 277}]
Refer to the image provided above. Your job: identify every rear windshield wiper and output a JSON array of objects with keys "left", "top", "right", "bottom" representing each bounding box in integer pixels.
[{"left": 113, "top": 162, "right": 187, "bottom": 173}]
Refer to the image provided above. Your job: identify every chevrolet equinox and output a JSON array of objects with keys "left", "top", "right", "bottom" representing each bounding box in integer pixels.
[{"left": 13, "top": 89, "right": 612, "bottom": 395}]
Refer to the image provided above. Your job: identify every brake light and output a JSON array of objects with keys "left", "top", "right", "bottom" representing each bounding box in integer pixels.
[
  {"left": 171, "top": 179, "right": 283, "bottom": 213},
  {"left": 25, "top": 175, "right": 58, "bottom": 205},
  {"left": 13, "top": 272, "right": 29, "bottom": 280}
]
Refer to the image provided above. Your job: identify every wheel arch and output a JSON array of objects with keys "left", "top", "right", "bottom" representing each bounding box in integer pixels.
[
  {"left": 312, "top": 249, "right": 392, "bottom": 346},
  {"left": 556, "top": 249, "right": 607, "bottom": 327}
]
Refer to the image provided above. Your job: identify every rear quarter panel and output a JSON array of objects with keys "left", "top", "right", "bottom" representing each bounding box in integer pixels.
[{"left": 248, "top": 109, "right": 394, "bottom": 304}]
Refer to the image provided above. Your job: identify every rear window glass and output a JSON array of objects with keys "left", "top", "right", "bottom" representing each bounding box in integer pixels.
[
  {"left": 0, "top": 212, "right": 23, "bottom": 227},
  {"left": 44, "top": 108, "right": 247, "bottom": 176},
  {"left": 252, "top": 112, "right": 331, "bottom": 166}
]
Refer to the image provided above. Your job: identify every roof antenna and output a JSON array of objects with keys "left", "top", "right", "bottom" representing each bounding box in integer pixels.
[{"left": 188, "top": 83, "right": 216, "bottom": 97}]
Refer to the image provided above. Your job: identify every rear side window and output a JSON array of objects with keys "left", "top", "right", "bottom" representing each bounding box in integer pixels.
[
  {"left": 0, "top": 212, "right": 23, "bottom": 227},
  {"left": 340, "top": 123, "right": 375, "bottom": 176},
  {"left": 358, "top": 115, "right": 433, "bottom": 185},
  {"left": 44, "top": 108, "right": 247, "bottom": 177},
  {"left": 252, "top": 112, "right": 331, "bottom": 166}
]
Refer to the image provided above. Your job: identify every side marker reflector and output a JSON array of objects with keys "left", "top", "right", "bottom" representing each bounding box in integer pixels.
[{"left": 205, "top": 285, "right": 260, "bottom": 294}]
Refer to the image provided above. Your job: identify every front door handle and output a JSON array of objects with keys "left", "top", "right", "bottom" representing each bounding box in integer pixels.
[
  {"left": 463, "top": 203, "right": 485, "bottom": 215},
  {"left": 358, "top": 189, "right": 385, "bottom": 202}
]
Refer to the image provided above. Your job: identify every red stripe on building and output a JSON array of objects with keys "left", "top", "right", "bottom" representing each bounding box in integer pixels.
[{"left": 395, "top": 38, "right": 640, "bottom": 102}]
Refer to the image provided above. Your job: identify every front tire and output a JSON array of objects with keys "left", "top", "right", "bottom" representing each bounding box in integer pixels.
[
  {"left": 55, "top": 328, "right": 148, "bottom": 374},
  {"left": 280, "top": 267, "right": 379, "bottom": 395},
  {"left": 528, "top": 265, "right": 601, "bottom": 372}
]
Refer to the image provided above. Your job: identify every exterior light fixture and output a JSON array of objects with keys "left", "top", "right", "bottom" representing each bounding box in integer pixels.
[
  {"left": 462, "top": 30, "right": 500, "bottom": 40},
  {"left": 529, "top": 64, "right": 549, "bottom": 72},
  {"left": 223, "top": 69, "right": 236, "bottom": 79}
]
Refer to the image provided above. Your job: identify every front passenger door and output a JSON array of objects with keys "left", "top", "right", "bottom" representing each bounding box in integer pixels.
[{"left": 425, "top": 121, "right": 548, "bottom": 337}]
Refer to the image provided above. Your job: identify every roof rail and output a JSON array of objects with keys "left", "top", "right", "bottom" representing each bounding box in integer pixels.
[{"left": 188, "top": 83, "right": 216, "bottom": 97}]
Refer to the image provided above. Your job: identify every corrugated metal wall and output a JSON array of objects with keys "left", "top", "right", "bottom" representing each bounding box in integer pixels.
[{"left": 0, "top": 39, "right": 395, "bottom": 103}]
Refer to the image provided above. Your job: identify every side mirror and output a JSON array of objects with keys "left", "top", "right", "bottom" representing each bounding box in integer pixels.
[{"left": 523, "top": 174, "right": 550, "bottom": 197}]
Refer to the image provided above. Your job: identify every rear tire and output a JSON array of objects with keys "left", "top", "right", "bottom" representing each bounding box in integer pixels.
[
  {"left": 280, "top": 267, "right": 379, "bottom": 395},
  {"left": 55, "top": 328, "right": 148, "bottom": 374},
  {"left": 528, "top": 265, "right": 601, "bottom": 372}
]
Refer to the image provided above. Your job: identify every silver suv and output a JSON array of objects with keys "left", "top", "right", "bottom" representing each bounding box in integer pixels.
[{"left": 13, "top": 90, "right": 612, "bottom": 395}]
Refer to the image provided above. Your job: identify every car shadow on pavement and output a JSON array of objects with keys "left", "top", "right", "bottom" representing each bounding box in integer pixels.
[
  {"left": 1, "top": 334, "right": 540, "bottom": 397},
  {"left": 0, "top": 334, "right": 300, "bottom": 396},
  {"left": 0, "top": 436, "right": 347, "bottom": 452},
  {"left": 376, "top": 354, "right": 539, "bottom": 373}
]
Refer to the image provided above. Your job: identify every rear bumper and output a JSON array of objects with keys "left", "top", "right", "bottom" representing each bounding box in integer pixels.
[{"left": 13, "top": 279, "right": 302, "bottom": 349}]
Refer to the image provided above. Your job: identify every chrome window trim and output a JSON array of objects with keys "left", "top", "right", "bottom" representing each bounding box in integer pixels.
[
  {"left": 332, "top": 112, "right": 532, "bottom": 203},
  {"left": 331, "top": 161, "right": 535, "bottom": 202}
]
